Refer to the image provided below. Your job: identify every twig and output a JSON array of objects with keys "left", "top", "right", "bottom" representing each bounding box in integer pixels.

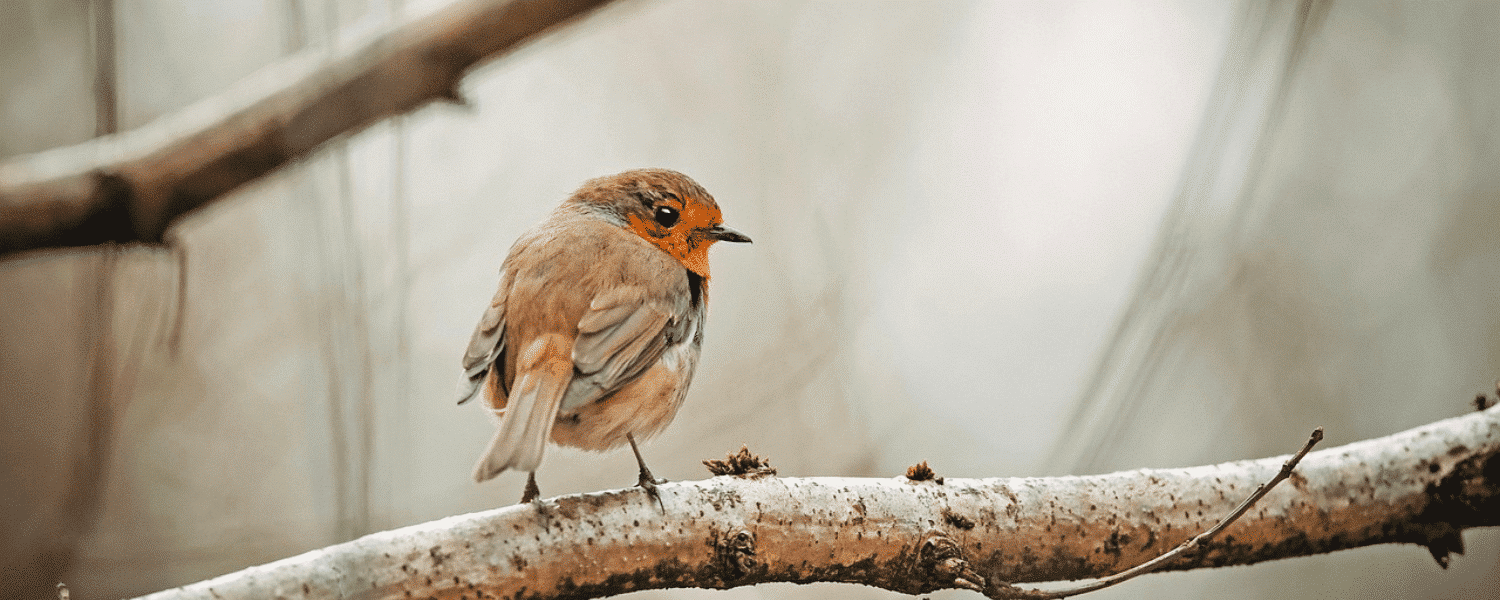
[{"left": 999, "top": 427, "right": 1326, "bottom": 599}]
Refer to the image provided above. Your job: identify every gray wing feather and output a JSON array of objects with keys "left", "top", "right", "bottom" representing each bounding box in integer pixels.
[
  {"left": 457, "top": 273, "right": 508, "bottom": 405},
  {"left": 562, "top": 287, "right": 679, "bottom": 412}
]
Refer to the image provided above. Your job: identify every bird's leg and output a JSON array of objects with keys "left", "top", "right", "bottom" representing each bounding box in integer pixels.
[
  {"left": 519, "top": 471, "right": 541, "bottom": 504},
  {"left": 627, "top": 433, "right": 666, "bottom": 499}
]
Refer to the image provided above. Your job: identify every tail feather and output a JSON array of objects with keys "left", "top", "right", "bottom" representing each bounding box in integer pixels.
[
  {"left": 456, "top": 371, "right": 484, "bottom": 405},
  {"left": 472, "top": 334, "right": 572, "bottom": 482}
]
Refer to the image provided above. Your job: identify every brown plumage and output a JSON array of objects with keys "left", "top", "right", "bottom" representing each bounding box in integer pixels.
[{"left": 458, "top": 169, "right": 750, "bottom": 502}]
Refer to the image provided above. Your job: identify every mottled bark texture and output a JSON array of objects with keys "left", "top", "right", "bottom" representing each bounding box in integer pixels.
[
  {"left": 133, "top": 406, "right": 1499, "bottom": 600},
  {"left": 0, "top": 0, "right": 614, "bottom": 256}
]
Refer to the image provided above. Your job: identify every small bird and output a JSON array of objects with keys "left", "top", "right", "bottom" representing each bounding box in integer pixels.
[{"left": 458, "top": 168, "right": 751, "bottom": 503}]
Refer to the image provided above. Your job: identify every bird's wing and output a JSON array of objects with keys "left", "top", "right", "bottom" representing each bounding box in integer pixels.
[
  {"left": 457, "top": 271, "right": 508, "bottom": 405},
  {"left": 562, "top": 284, "right": 684, "bottom": 412}
]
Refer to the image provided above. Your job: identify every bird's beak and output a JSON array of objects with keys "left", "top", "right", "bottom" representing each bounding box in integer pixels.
[{"left": 709, "top": 225, "right": 753, "bottom": 243}]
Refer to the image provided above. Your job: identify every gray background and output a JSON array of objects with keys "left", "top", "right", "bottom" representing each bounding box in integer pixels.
[{"left": 2, "top": 0, "right": 1497, "bottom": 598}]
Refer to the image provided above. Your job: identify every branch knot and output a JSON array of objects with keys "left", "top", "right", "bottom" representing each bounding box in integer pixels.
[
  {"left": 918, "top": 531, "right": 984, "bottom": 592},
  {"left": 713, "top": 528, "right": 759, "bottom": 580}
]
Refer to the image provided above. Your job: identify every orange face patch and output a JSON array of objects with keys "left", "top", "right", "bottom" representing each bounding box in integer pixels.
[{"left": 627, "top": 198, "right": 724, "bottom": 278}]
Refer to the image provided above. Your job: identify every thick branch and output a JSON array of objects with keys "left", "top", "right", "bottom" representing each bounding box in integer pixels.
[
  {"left": 0, "top": 0, "right": 615, "bottom": 256},
  {"left": 130, "top": 406, "right": 1500, "bottom": 600}
]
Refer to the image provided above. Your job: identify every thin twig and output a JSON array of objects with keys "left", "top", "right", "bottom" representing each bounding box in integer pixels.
[{"left": 1006, "top": 427, "right": 1325, "bottom": 599}]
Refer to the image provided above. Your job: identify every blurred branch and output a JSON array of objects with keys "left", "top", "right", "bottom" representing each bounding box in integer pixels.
[
  {"left": 132, "top": 406, "right": 1499, "bottom": 600},
  {"left": 0, "top": 0, "right": 616, "bottom": 257}
]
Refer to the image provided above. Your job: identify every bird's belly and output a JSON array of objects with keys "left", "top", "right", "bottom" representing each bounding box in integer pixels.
[{"left": 549, "top": 341, "right": 700, "bottom": 452}]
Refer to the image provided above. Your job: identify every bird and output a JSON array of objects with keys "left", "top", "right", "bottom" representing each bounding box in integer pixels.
[{"left": 458, "top": 168, "right": 751, "bottom": 504}]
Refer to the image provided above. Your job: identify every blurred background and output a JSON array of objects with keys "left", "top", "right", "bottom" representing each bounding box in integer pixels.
[{"left": 2, "top": 0, "right": 1498, "bottom": 598}]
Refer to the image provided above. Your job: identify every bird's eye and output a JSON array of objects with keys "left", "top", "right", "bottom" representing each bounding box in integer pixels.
[{"left": 653, "top": 206, "right": 680, "bottom": 227}]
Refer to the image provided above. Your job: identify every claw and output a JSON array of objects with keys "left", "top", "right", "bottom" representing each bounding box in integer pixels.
[
  {"left": 628, "top": 433, "right": 667, "bottom": 510},
  {"left": 519, "top": 472, "right": 541, "bottom": 504}
]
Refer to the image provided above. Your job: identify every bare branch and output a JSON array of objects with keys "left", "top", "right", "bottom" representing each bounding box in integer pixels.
[
  {"left": 1015, "top": 428, "right": 1325, "bottom": 599},
  {"left": 0, "top": 0, "right": 617, "bottom": 256},
  {"left": 129, "top": 407, "right": 1500, "bottom": 600}
]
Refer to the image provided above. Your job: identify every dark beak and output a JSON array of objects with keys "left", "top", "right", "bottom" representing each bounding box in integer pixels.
[{"left": 709, "top": 225, "right": 753, "bottom": 243}]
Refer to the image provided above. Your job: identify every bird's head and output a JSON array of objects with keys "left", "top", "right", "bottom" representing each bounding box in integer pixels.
[{"left": 572, "top": 168, "right": 751, "bottom": 278}]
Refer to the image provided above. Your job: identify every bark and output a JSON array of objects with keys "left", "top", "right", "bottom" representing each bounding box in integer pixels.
[
  {"left": 0, "top": 0, "right": 616, "bottom": 257},
  {"left": 133, "top": 406, "right": 1500, "bottom": 600}
]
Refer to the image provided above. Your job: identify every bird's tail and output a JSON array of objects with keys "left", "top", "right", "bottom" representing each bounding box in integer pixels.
[{"left": 472, "top": 334, "right": 572, "bottom": 482}]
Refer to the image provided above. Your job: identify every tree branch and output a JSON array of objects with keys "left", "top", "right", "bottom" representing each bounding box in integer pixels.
[
  {"left": 0, "top": 0, "right": 617, "bottom": 256},
  {"left": 130, "top": 406, "right": 1500, "bottom": 600},
  {"left": 1010, "top": 427, "right": 1324, "bottom": 599}
]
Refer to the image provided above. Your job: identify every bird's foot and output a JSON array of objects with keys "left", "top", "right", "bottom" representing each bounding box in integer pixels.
[
  {"left": 636, "top": 466, "right": 667, "bottom": 492},
  {"left": 636, "top": 468, "right": 666, "bottom": 510},
  {"left": 519, "top": 472, "right": 541, "bottom": 504},
  {"left": 628, "top": 433, "right": 667, "bottom": 509}
]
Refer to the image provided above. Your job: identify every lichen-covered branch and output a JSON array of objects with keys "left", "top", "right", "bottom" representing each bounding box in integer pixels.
[
  {"left": 0, "top": 0, "right": 616, "bottom": 256},
  {"left": 133, "top": 406, "right": 1499, "bottom": 600}
]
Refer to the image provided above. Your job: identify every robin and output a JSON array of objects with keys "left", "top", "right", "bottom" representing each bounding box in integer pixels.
[{"left": 458, "top": 168, "right": 751, "bottom": 503}]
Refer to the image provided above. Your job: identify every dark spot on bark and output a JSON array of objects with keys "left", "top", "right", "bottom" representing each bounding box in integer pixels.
[
  {"left": 942, "top": 509, "right": 975, "bottom": 530},
  {"left": 1102, "top": 530, "right": 1130, "bottom": 557}
]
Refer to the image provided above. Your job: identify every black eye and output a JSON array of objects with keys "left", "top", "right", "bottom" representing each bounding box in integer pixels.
[{"left": 653, "top": 206, "right": 680, "bottom": 227}]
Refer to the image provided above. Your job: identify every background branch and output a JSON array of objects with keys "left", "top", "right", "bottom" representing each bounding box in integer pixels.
[
  {"left": 131, "top": 406, "right": 1500, "bottom": 600},
  {"left": 0, "top": 0, "right": 616, "bottom": 256}
]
